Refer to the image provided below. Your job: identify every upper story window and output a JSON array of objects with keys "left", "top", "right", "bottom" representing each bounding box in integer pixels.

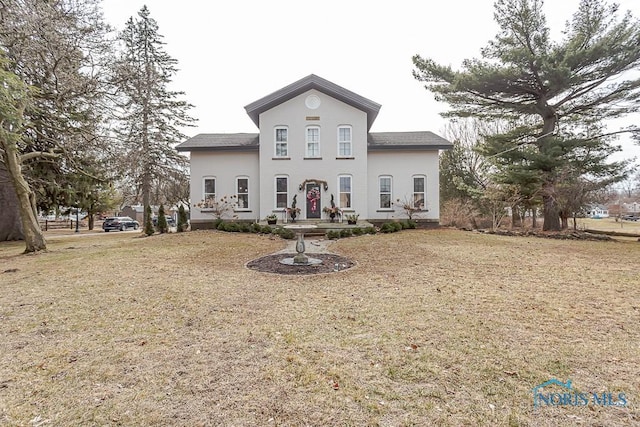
[
  {"left": 275, "top": 127, "right": 288, "bottom": 157},
  {"left": 338, "top": 126, "right": 352, "bottom": 157},
  {"left": 203, "top": 177, "right": 216, "bottom": 203},
  {"left": 413, "top": 175, "right": 426, "bottom": 210},
  {"left": 379, "top": 176, "right": 392, "bottom": 209},
  {"left": 306, "top": 126, "right": 320, "bottom": 158},
  {"left": 275, "top": 176, "right": 288, "bottom": 209},
  {"left": 236, "top": 177, "right": 249, "bottom": 210},
  {"left": 339, "top": 175, "right": 352, "bottom": 209}
]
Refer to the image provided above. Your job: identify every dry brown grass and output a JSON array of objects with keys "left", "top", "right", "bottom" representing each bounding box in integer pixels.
[
  {"left": 1, "top": 229, "right": 638, "bottom": 426},
  {"left": 576, "top": 217, "right": 640, "bottom": 234}
]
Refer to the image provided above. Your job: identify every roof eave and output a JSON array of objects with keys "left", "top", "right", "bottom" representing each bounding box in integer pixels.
[
  {"left": 368, "top": 144, "right": 453, "bottom": 151},
  {"left": 176, "top": 145, "right": 259, "bottom": 153}
]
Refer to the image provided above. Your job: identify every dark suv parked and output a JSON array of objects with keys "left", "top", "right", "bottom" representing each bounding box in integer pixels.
[{"left": 102, "top": 216, "right": 140, "bottom": 232}]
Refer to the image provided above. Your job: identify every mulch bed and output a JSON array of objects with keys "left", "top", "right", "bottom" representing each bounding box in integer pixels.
[
  {"left": 246, "top": 253, "right": 355, "bottom": 275},
  {"left": 468, "top": 228, "right": 615, "bottom": 241}
]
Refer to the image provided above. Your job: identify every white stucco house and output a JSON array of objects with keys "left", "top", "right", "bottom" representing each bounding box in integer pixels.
[{"left": 176, "top": 74, "right": 452, "bottom": 229}]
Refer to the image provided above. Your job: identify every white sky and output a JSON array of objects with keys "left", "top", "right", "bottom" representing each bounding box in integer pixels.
[{"left": 101, "top": 0, "right": 640, "bottom": 164}]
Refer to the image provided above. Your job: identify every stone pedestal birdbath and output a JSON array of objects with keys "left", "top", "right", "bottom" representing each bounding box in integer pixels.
[{"left": 279, "top": 224, "right": 322, "bottom": 266}]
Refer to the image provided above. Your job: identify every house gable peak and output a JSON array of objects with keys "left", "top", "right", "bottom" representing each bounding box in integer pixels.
[{"left": 244, "top": 74, "right": 381, "bottom": 130}]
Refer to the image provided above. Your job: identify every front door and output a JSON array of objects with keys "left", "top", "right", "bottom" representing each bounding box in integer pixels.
[{"left": 306, "top": 183, "right": 321, "bottom": 219}]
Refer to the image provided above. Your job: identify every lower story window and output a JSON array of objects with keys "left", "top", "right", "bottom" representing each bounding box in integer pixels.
[
  {"left": 379, "top": 176, "right": 392, "bottom": 209},
  {"left": 276, "top": 176, "right": 288, "bottom": 209},
  {"left": 413, "top": 176, "right": 426, "bottom": 209},
  {"left": 204, "top": 177, "right": 215, "bottom": 203},
  {"left": 339, "top": 175, "right": 352, "bottom": 208},
  {"left": 236, "top": 177, "right": 249, "bottom": 209}
]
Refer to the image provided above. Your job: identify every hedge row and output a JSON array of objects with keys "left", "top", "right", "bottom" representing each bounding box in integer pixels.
[{"left": 211, "top": 219, "right": 416, "bottom": 241}]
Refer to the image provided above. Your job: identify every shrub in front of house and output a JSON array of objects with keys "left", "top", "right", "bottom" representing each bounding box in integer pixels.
[
  {"left": 380, "top": 222, "right": 395, "bottom": 233},
  {"left": 274, "top": 227, "right": 295, "bottom": 239},
  {"left": 260, "top": 224, "right": 272, "bottom": 234},
  {"left": 326, "top": 230, "right": 340, "bottom": 240},
  {"left": 340, "top": 229, "right": 352, "bottom": 238}
]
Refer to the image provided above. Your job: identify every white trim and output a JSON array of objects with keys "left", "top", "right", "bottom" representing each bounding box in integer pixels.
[
  {"left": 235, "top": 176, "right": 250, "bottom": 210},
  {"left": 379, "top": 175, "right": 392, "bottom": 209},
  {"left": 412, "top": 175, "right": 426, "bottom": 210},
  {"left": 274, "top": 126, "right": 288, "bottom": 157},
  {"left": 203, "top": 176, "right": 216, "bottom": 202},
  {"left": 337, "top": 125, "right": 352, "bottom": 157},
  {"left": 338, "top": 174, "right": 352, "bottom": 209},
  {"left": 274, "top": 175, "right": 289, "bottom": 210},
  {"left": 305, "top": 126, "right": 321, "bottom": 158}
]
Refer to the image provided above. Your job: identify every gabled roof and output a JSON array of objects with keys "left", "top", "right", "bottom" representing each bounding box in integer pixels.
[
  {"left": 176, "top": 133, "right": 259, "bottom": 152},
  {"left": 368, "top": 131, "right": 453, "bottom": 150},
  {"left": 244, "top": 74, "right": 382, "bottom": 130}
]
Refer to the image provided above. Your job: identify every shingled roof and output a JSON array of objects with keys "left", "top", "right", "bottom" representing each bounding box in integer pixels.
[
  {"left": 177, "top": 131, "right": 451, "bottom": 152},
  {"left": 368, "top": 131, "right": 452, "bottom": 150},
  {"left": 244, "top": 74, "right": 382, "bottom": 130},
  {"left": 176, "top": 133, "right": 259, "bottom": 152}
]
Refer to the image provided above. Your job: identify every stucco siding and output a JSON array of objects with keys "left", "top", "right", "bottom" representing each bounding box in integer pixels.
[
  {"left": 366, "top": 151, "right": 440, "bottom": 221},
  {"left": 189, "top": 151, "right": 260, "bottom": 221},
  {"left": 258, "top": 89, "right": 369, "bottom": 219}
]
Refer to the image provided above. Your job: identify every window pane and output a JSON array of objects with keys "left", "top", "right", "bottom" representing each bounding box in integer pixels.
[
  {"left": 276, "top": 177, "right": 287, "bottom": 192},
  {"left": 276, "top": 128, "right": 287, "bottom": 142},
  {"left": 340, "top": 193, "right": 351, "bottom": 208},
  {"left": 276, "top": 194, "right": 287, "bottom": 208},
  {"left": 414, "top": 177, "right": 425, "bottom": 192},
  {"left": 380, "top": 194, "right": 391, "bottom": 208},
  {"left": 339, "top": 142, "right": 351, "bottom": 156},
  {"left": 339, "top": 127, "right": 351, "bottom": 142},
  {"left": 204, "top": 179, "right": 215, "bottom": 194},
  {"left": 276, "top": 143, "right": 287, "bottom": 156},
  {"left": 237, "top": 194, "right": 248, "bottom": 209},
  {"left": 237, "top": 178, "right": 248, "bottom": 193},
  {"left": 380, "top": 177, "right": 390, "bottom": 193},
  {"left": 340, "top": 176, "right": 351, "bottom": 192}
]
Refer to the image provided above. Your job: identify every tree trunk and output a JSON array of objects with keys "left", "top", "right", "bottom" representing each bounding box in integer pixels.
[
  {"left": 511, "top": 204, "right": 522, "bottom": 228},
  {"left": 560, "top": 211, "right": 569, "bottom": 230},
  {"left": 2, "top": 142, "right": 47, "bottom": 252},
  {"left": 542, "top": 195, "right": 561, "bottom": 231},
  {"left": 0, "top": 163, "right": 24, "bottom": 241},
  {"left": 531, "top": 208, "right": 537, "bottom": 228},
  {"left": 539, "top": 116, "right": 562, "bottom": 232}
]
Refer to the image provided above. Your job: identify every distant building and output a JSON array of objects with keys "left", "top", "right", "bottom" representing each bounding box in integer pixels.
[{"left": 585, "top": 204, "right": 609, "bottom": 218}]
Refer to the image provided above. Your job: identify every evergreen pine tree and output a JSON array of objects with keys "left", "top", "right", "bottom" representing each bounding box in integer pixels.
[
  {"left": 177, "top": 205, "right": 188, "bottom": 232},
  {"left": 157, "top": 204, "right": 168, "bottom": 234},
  {"left": 112, "top": 6, "right": 195, "bottom": 227},
  {"left": 413, "top": 0, "right": 640, "bottom": 231},
  {"left": 144, "top": 205, "right": 154, "bottom": 236}
]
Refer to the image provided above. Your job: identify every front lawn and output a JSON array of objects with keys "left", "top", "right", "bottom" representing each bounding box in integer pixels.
[{"left": 0, "top": 229, "right": 638, "bottom": 426}]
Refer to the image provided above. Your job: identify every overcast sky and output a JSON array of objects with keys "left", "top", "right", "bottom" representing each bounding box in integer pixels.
[{"left": 101, "top": 0, "right": 640, "bottom": 164}]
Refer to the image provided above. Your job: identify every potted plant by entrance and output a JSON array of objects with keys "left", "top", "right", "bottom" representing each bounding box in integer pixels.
[
  {"left": 346, "top": 213, "right": 359, "bottom": 225},
  {"left": 266, "top": 214, "right": 277, "bottom": 225},
  {"left": 322, "top": 194, "right": 342, "bottom": 223},
  {"left": 286, "top": 195, "right": 301, "bottom": 222}
]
